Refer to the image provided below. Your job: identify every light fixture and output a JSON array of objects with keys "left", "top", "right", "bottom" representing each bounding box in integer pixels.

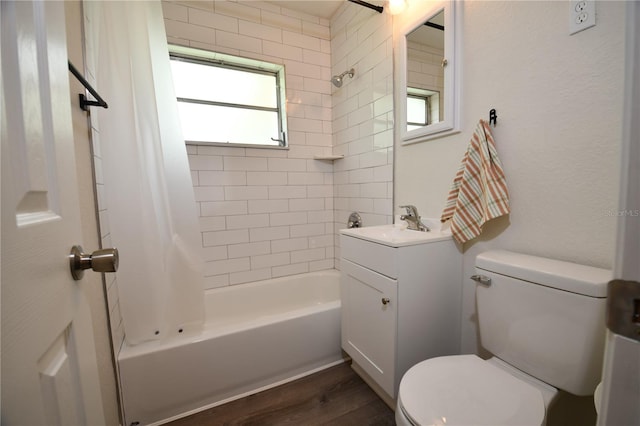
[{"left": 387, "top": 0, "right": 407, "bottom": 15}]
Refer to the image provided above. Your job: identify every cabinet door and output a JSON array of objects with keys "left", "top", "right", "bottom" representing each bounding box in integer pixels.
[{"left": 341, "top": 259, "right": 398, "bottom": 397}]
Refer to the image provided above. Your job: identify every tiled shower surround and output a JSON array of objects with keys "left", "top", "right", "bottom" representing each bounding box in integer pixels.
[
  {"left": 187, "top": 145, "right": 336, "bottom": 287},
  {"left": 162, "top": 0, "right": 394, "bottom": 288}
]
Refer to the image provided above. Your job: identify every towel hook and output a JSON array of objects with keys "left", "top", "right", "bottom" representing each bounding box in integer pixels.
[{"left": 489, "top": 109, "right": 497, "bottom": 127}]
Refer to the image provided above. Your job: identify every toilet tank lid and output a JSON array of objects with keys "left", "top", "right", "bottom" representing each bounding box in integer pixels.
[{"left": 476, "top": 250, "right": 611, "bottom": 298}]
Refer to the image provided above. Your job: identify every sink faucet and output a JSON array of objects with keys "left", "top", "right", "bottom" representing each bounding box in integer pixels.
[{"left": 399, "top": 205, "right": 430, "bottom": 232}]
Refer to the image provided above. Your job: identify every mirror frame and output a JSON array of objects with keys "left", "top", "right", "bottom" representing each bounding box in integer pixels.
[{"left": 396, "top": 0, "right": 461, "bottom": 144}]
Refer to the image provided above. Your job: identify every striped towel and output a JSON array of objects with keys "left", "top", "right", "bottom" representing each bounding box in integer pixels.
[{"left": 440, "top": 120, "right": 510, "bottom": 244}]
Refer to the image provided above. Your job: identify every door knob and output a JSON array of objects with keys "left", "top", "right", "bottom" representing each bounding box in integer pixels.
[
  {"left": 69, "top": 245, "right": 119, "bottom": 280},
  {"left": 381, "top": 297, "right": 390, "bottom": 305}
]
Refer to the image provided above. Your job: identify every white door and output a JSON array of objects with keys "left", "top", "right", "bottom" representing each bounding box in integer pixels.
[
  {"left": 1, "top": 1, "right": 106, "bottom": 424},
  {"left": 597, "top": 1, "right": 640, "bottom": 424}
]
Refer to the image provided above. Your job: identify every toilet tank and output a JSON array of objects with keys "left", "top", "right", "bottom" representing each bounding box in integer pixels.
[{"left": 475, "top": 250, "right": 611, "bottom": 396}]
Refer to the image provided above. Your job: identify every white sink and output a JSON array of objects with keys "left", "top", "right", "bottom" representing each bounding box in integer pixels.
[{"left": 339, "top": 222, "right": 452, "bottom": 247}]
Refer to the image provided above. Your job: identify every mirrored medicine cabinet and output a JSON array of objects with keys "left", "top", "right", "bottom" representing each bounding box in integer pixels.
[{"left": 395, "top": 0, "right": 461, "bottom": 144}]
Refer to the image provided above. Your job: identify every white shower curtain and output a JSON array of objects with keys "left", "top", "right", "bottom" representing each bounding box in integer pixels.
[{"left": 92, "top": 1, "right": 204, "bottom": 344}]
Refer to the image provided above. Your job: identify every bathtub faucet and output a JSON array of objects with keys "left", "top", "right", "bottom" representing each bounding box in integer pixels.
[
  {"left": 347, "top": 212, "right": 362, "bottom": 229},
  {"left": 399, "top": 205, "right": 430, "bottom": 232}
]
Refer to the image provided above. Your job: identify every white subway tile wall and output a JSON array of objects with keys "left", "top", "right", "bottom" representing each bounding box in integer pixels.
[
  {"left": 163, "top": 0, "right": 339, "bottom": 288},
  {"left": 330, "top": 2, "right": 395, "bottom": 268},
  {"left": 407, "top": 42, "right": 445, "bottom": 91},
  {"left": 407, "top": 40, "right": 444, "bottom": 123}
]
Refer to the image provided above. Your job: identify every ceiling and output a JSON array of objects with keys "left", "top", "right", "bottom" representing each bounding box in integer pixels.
[{"left": 266, "top": 0, "right": 346, "bottom": 20}]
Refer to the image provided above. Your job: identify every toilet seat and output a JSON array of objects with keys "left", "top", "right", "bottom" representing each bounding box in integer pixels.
[{"left": 398, "top": 355, "right": 547, "bottom": 426}]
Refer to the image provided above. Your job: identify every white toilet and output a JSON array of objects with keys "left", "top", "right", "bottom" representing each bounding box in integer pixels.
[{"left": 396, "top": 250, "right": 611, "bottom": 426}]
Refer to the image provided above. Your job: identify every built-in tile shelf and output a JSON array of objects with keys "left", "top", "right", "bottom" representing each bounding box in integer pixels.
[{"left": 313, "top": 155, "right": 344, "bottom": 161}]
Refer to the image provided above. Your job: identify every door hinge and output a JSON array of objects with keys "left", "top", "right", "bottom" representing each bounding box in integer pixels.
[{"left": 607, "top": 279, "right": 640, "bottom": 343}]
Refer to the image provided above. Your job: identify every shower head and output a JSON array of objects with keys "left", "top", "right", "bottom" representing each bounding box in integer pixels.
[{"left": 331, "top": 68, "right": 355, "bottom": 88}]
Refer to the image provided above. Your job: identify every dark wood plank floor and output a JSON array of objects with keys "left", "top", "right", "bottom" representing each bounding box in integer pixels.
[{"left": 167, "top": 362, "right": 395, "bottom": 426}]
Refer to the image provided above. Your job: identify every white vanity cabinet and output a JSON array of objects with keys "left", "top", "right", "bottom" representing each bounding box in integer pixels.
[{"left": 339, "top": 226, "right": 462, "bottom": 400}]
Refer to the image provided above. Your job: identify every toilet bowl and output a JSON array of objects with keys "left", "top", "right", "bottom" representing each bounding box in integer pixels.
[
  {"left": 395, "top": 250, "right": 610, "bottom": 426},
  {"left": 594, "top": 382, "right": 603, "bottom": 415},
  {"left": 395, "top": 355, "right": 558, "bottom": 426}
]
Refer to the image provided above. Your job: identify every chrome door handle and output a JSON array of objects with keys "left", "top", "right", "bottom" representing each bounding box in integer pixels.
[
  {"left": 470, "top": 274, "right": 492, "bottom": 286},
  {"left": 69, "top": 245, "right": 119, "bottom": 280}
]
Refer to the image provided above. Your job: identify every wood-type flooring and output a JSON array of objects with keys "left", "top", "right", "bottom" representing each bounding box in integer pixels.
[{"left": 166, "top": 362, "right": 395, "bottom": 426}]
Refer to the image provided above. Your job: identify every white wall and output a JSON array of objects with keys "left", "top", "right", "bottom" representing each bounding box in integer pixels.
[
  {"left": 162, "top": 1, "right": 336, "bottom": 288},
  {"left": 331, "top": 1, "right": 395, "bottom": 266},
  {"left": 394, "top": 1, "right": 626, "bottom": 353}
]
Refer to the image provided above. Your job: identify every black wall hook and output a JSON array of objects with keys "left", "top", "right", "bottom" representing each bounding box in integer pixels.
[{"left": 489, "top": 109, "right": 497, "bottom": 126}]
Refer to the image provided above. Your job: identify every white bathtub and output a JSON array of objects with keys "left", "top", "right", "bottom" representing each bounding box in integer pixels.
[{"left": 117, "top": 270, "right": 343, "bottom": 426}]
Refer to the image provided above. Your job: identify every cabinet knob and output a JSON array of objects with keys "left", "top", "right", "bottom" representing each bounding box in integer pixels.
[{"left": 381, "top": 297, "right": 390, "bottom": 305}]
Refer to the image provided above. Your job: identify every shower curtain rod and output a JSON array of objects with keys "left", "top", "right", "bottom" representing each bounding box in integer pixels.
[
  {"left": 348, "top": 0, "right": 446, "bottom": 27},
  {"left": 68, "top": 60, "right": 109, "bottom": 111},
  {"left": 425, "top": 21, "right": 445, "bottom": 31},
  {"left": 348, "top": 0, "right": 383, "bottom": 14}
]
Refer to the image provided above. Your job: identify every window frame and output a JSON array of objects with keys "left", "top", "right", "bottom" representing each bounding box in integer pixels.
[
  {"left": 168, "top": 45, "right": 288, "bottom": 149},
  {"left": 406, "top": 92, "right": 430, "bottom": 129}
]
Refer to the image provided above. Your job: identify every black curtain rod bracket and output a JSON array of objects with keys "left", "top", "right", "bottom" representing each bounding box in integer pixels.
[
  {"left": 348, "top": 0, "right": 383, "bottom": 14},
  {"left": 68, "top": 61, "right": 108, "bottom": 111}
]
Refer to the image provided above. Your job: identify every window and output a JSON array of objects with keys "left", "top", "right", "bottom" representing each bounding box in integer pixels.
[
  {"left": 169, "top": 46, "right": 287, "bottom": 148},
  {"left": 406, "top": 87, "right": 440, "bottom": 131}
]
